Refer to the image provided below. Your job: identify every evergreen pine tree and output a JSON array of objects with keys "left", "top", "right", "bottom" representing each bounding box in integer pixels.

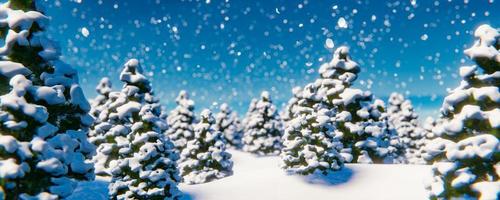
[
  {"left": 417, "top": 116, "right": 442, "bottom": 164},
  {"left": 241, "top": 98, "right": 257, "bottom": 128},
  {"left": 214, "top": 103, "right": 243, "bottom": 148},
  {"left": 326, "top": 47, "right": 402, "bottom": 164},
  {"left": 283, "top": 46, "right": 401, "bottom": 164},
  {"left": 281, "top": 86, "right": 302, "bottom": 124},
  {"left": 0, "top": 1, "right": 95, "bottom": 199},
  {"left": 424, "top": 24, "right": 499, "bottom": 200},
  {"left": 386, "top": 92, "right": 424, "bottom": 164},
  {"left": 281, "top": 83, "right": 344, "bottom": 174},
  {"left": 87, "top": 77, "right": 118, "bottom": 176},
  {"left": 89, "top": 77, "right": 113, "bottom": 123},
  {"left": 179, "top": 109, "right": 233, "bottom": 184},
  {"left": 166, "top": 90, "right": 196, "bottom": 153},
  {"left": 101, "top": 59, "right": 181, "bottom": 199},
  {"left": 242, "top": 91, "right": 284, "bottom": 155}
]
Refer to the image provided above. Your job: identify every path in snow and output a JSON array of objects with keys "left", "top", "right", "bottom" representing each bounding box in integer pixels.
[{"left": 69, "top": 150, "right": 431, "bottom": 200}]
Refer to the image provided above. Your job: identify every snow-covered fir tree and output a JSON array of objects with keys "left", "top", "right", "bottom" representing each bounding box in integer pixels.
[
  {"left": 166, "top": 90, "right": 196, "bottom": 153},
  {"left": 281, "top": 84, "right": 344, "bottom": 175},
  {"left": 93, "top": 59, "right": 181, "bottom": 199},
  {"left": 179, "top": 109, "right": 233, "bottom": 184},
  {"left": 89, "top": 77, "right": 113, "bottom": 123},
  {"left": 415, "top": 116, "right": 442, "bottom": 164},
  {"left": 241, "top": 98, "right": 257, "bottom": 127},
  {"left": 87, "top": 77, "right": 118, "bottom": 176},
  {"left": 0, "top": 1, "right": 95, "bottom": 199},
  {"left": 242, "top": 91, "right": 284, "bottom": 156},
  {"left": 286, "top": 46, "right": 402, "bottom": 164},
  {"left": 281, "top": 86, "right": 302, "bottom": 124},
  {"left": 386, "top": 92, "right": 425, "bottom": 164},
  {"left": 424, "top": 24, "right": 499, "bottom": 200},
  {"left": 214, "top": 103, "right": 243, "bottom": 148}
]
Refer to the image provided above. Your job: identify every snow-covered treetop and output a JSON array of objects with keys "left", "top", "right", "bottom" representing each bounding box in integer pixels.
[
  {"left": 292, "top": 86, "right": 302, "bottom": 97},
  {"left": 388, "top": 93, "right": 404, "bottom": 107},
  {"left": 119, "top": 58, "right": 151, "bottom": 93},
  {"left": 437, "top": 25, "right": 499, "bottom": 138},
  {"left": 96, "top": 77, "right": 112, "bottom": 95},
  {"left": 256, "top": 91, "right": 277, "bottom": 112},
  {"left": 387, "top": 92, "right": 418, "bottom": 125},
  {"left": 194, "top": 109, "right": 217, "bottom": 138},
  {"left": 260, "top": 91, "right": 270, "bottom": 101},
  {"left": 200, "top": 109, "right": 213, "bottom": 123},
  {"left": 176, "top": 90, "right": 195, "bottom": 109},
  {"left": 219, "top": 103, "right": 232, "bottom": 114},
  {"left": 319, "top": 46, "right": 360, "bottom": 82},
  {"left": 463, "top": 24, "right": 499, "bottom": 73}
]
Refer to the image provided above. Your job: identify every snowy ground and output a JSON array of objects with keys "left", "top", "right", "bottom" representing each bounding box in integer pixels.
[{"left": 69, "top": 150, "right": 430, "bottom": 200}]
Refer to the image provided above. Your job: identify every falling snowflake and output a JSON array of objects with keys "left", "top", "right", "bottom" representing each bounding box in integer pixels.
[
  {"left": 337, "top": 17, "right": 348, "bottom": 29},
  {"left": 420, "top": 34, "right": 428, "bottom": 41},
  {"left": 81, "top": 27, "right": 89, "bottom": 37},
  {"left": 325, "top": 38, "right": 335, "bottom": 49}
]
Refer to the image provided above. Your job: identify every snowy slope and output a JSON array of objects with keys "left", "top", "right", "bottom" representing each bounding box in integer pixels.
[{"left": 69, "top": 150, "right": 430, "bottom": 200}]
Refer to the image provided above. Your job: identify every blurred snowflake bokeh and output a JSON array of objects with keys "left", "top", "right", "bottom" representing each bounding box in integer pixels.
[{"left": 38, "top": 0, "right": 498, "bottom": 117}]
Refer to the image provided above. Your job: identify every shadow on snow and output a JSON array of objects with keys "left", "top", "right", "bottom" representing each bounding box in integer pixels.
[
  {"left": 180, "top": 192, "right": 196, "bottom": 200},
  {"left": 299, "top": 167, "right": 354, "bottom": 186},
  {"left": 67, "top": 179, "right": 109, "bottom": 200}
]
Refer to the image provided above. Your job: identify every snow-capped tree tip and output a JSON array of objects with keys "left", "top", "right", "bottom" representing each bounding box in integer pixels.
[
  {"left": 96, "top": 77, "right": 112, "bottom": 95},
  {"left": 200, "top": 108, "right": 213, "bottom": 121},
  {"left": 261, "top": 91, "right": 270, "bottom": 101},
  {"left": 463, "top": 24, "right": 499, "bottom": 73},
  {"left": 292, "top": 86, "right": 302, "bottom": 95},
  {"left": 331, "top": 46, "right": 360, "bottom": 72},
  {"left": 220, "top": 102, "right": 229, "bottom": 111},
  {"left": 336, "top": 46, "right": 350, "bottom": 59},
  {"left": 119, "top": 58, "right": 151, "bottom": 92}
]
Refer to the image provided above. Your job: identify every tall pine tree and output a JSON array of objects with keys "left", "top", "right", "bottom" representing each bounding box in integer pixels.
[
  {"left": 424, "top": 24, "right": 499, "bottom": 200},
  {"left": 0, "top": 1, "right": 95, "bottom": 199},
  {"left": 386, "top": 92, "right": 424, "bottom": 164},
  {"left": 88, "top": 77, "right": 118, "bottom": 176},
  {"left": 89, "top": 77, "right": 113, "bottom": 124},
  {"left": 283, "top": 46, "right": 402, "bottom": 164},
  {"left": 214, "top": 103, "right": 243, "bottom": 148},
  {"left": 281, "top": 83, "right": 344, "bottom": 174},
  {"left": 101, "top": 59, "right": 181, "bottom": 199},
  {"left": 281, "top": 86, "right": 303, "bottom": 124},
  {"left": 166, "top": 90, "right": 196, "bottom": 153},
  {"left": 242, "top": 91, "right": 284, "bottom": 156}
]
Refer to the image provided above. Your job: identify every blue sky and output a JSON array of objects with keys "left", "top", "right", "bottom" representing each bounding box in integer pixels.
[{"left": 35, "top": 0, "right": 498, "bottom": 117}]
